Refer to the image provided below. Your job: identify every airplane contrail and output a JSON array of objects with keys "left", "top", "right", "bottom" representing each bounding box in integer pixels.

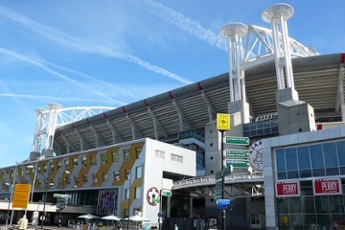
[{"left": 0, "top": 5, "right": 192, "bottom": 85}]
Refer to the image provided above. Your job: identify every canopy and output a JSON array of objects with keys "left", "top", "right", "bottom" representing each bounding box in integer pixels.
[
  {"left": 78, "top": 214, "right": 100, "bottom": 219},
  {"left": 123, "top": 215, "right": 150, "bottom": 222},
  {"left": 101, "top": 215, "right": 121, "bottom": 221}
]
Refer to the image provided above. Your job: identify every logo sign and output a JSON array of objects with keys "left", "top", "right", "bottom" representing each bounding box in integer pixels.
[
  {"left": 217, "top": 113, "right": 230, "bottom": 130},
  {"left": 313, "top": 178, "right": 342, "bottom": 195},
  {"left": 226, "top": 149, "right": 249, "bottom": 158},
  {"left": 249, "top": 140, "right": 263, "bottom": 172},
  {"left": 225, "top": 136, "right": 249, "bottom": 145},
  {"left": 276, "top": 181, "right": 300, "bottom": 197}
]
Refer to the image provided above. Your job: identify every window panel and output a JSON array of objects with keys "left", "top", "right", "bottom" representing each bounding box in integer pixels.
[
  {"left": 275, "top": 149, "right": 286, "bottom": 173},
  {"left": 101, "top": 153, "right": 107, "bottom": 164},
  {"left": 135, "top": 187, "right": 141, "bottom": 199},
  {"left": 337, "top": 141, "right": 345, "bottom": 166},
  {"left": 90, "top": 155, "right": 97, "bottom": 165},
  {"left": 286, "top": 148, "right": 298, "bottom": 171},
  {"left": 124, "top": 149, "right": 131, "bottom": 161},
  {"left": 136, "top": 167, "right": 142, "bottom": 178},
  {"left": 112, "top": 151, "right": 119, "bottom": 162},
  {"left": 136, "top": 147, "right": 143, "bottom": 159},
  {"left": 323, "top": 142, "right": 338, "bottom": 167}
]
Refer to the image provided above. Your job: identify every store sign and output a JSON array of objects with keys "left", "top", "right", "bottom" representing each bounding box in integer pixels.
[
  {"left": 313, "top": 178, "right": 342, "bottom": 195},
  {"left": 276, "top": 181, "right": 300, "bottom": 197}
]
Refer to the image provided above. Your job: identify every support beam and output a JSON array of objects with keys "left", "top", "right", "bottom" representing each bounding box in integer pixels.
[
  {"left": 74, "top": 130, "right": 90, "bottom": 151},
  {"left": 90, "top": 125, "right": 106, "bottom": 147},
  {"left": 106, "top": 120, "right": 124, "bottom": 144},
  {"left": 126, "top": 114, "right": 143, "bottom": 140},
  {"left": 172, "top": 100, "right": 192, "bottom": 131},
  {"left": 147, "top": 107, "right": 168, "bottom": 139}
]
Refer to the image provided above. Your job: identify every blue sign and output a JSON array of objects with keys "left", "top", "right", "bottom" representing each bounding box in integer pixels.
[
  {"left": 157, "top": 212, "right": 162, "bottom": 218},
  {"left": 217, "top": 199, "right": 230, "bottom": 205},
  {"left": 217, "top": 204, "right": 227, "bottom": 209}
]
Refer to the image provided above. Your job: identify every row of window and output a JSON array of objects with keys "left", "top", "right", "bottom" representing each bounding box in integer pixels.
[{"left": 275, "top": 140, "right": 345, "bottom": 180}]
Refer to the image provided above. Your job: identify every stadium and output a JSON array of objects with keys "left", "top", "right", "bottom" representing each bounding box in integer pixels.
[{"left": 1, "top": 3, "right": 345, "bottom": 230}]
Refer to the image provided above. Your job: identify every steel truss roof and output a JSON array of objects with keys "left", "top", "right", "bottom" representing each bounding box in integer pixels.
[{"left": 52, "top": 53, "right": 345, "bottom": 156}]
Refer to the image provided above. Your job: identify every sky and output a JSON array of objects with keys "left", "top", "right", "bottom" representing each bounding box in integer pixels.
[{"left": 0, "top": 0, "right": 344, "bottom": 168}]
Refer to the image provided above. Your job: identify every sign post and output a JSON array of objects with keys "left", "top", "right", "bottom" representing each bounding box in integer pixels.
[{"left": 216, "top": 113, "right": 230, "bottom": 230}]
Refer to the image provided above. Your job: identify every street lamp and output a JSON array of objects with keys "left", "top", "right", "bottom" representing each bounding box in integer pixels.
[
  {"left": 25, "top": 162, "right": 38, "bottom": 217},
  {"left": 41, "top": 160, "right": 53, "bottom": 229},
  {"left": 6, "top": 162, "right": 18, "bottom": 229}
]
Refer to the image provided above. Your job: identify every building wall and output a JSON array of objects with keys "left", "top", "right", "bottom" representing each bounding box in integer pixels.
[{"left": 264, "top": 126, "right": 345, "bottom": 230}]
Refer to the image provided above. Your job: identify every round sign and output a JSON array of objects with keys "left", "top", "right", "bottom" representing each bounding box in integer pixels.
[
  {"left": 248, "top": 140, "right": 263, "bottom": 172},
  {"left": 40, "top": 215, "right": 45, "bottom": 221},
  {"left": 158, "top": 212, "right": 162, "bottom": 218}
]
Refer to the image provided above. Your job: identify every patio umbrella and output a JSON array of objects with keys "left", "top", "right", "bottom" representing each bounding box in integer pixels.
[
  {"left": 101, "top": 215, "right": 121, "bottom": 221},
  {"left": 123, "top": 215, "right": 150, "bottom": 229},
  {"left": 78, "top": 214, "right": 100, "bottom": 219}
]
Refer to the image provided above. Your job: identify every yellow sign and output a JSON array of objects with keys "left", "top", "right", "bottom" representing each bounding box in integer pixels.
[
  {"left": 12, "top": 184, "right": 31, "bottom": 208},
  {"left": 217, "top": 113, "right": 230, "bottom": 130}
]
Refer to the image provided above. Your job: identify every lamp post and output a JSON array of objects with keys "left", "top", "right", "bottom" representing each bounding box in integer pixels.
[
  {"left": 41, "top": 160, "right": 53, "bottom": 229},
  {"left": 25, "top": 162, "right": 38, "bottom": 217},
  {"left": 126, "top": 169, "right": 131, "bottom": 230},
  {"left": 6, "top": 162, "right": 18, "bottom": 229}
]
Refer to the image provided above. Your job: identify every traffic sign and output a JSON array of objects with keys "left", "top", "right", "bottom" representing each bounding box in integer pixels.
[
  {"left": 217, "top": 113, "right": 230, "bottom": 130},
  {"left": 213, "top": 191, "right": 222, "bottom": 199},
  {"left": 54, "top": 194, "right": 71, "bottom": 199},
  {"left": 157, "top": 212, "right": 162, "bottom": 218},
  {"left": 13, "top": 184, "right": 31, "bottom": 208},
  {"left": 215, "top": 181, "right": 222, "bottom": 191},
  {"left": 217, "top": 199, "right": 230, "bottom": 205},
  {"left": 226, "top": 159, "right": 250, "bottom": 168},
  {"left": 222, "top": 166, "right": 233, "bottom": 176},
  {"left": 226, "top": 149, "right": 249, "bottom": 158},
  {"left": 225, "top": 136, "right": 249, "bottom": 145},
  {"left": 217, "top": 204, "right": 227, "bottom": 209},
  {"left": 215, "top": 171, "right": 222, "bottom": 180},
  {"left": 161, "top": 190, "right": 172, "bottom": 197}
]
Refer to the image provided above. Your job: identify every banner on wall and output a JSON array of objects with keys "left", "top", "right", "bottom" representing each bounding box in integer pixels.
[
  {"left": 313, "top": 178, "right": 342, "bottom": 195},
  {"left": 276, "top": 181, "right": 300, "bottom": 197}
]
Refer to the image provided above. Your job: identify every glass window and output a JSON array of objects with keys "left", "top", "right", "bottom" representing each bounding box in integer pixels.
[
  {"left": 92, "top": 174, "right": 98, "bottom": 183},
  {"left": 323, "top": 142, "right": 339, "bottom": 176},
  {"left": 57, "top": 161, "right": 61, "bottom": 170},
  {"left": 101, "top": 153, "right": 107, "bottom": 164},
  {"left": 126, "top": 170, "right": 131, "bottom": 180},
  {"left": 103, "top": 173, "right": 108, "bottom": 182},
  {"left": 136, "top": 147, "right": 143, "bottom": 159},
  {"left": 297, "top": 146, "right": 311, "bottom": 178},
  {"left": 276, "top": 149, "right": 286, "bottom": 172},
  {"left": 337, "top": 141, "right": 345, "bottom": 166},
  {"left": 73, "top": 159, "right": 78, "bottom": 168},
  {"left": 83, "top": 175, "right": 88, "bottom": 183},
  {"left": 310, "top": 144, "right": 325, "bottom": 177},
  {"left": 124, "top": 149, "right": 131, "bottom": 161},
  {"left": 286, "top": 148, "right": 298, "bottom": 171},
  {"left": 65, "top": 159, "right": 69, "bottom": 169},
  {"left": 82, "top": 157, "right": 87, "bottom": 167},
  {"left": 112, "top": 151, "right": 119, "bottom": 162},
  {"left": 114, "top": 171, "right": 120, "bottom": 181},
  {"left": 135, "top": 187, "right": 141, "bottom": 199},
  {"left": 125, "top": 189, "right": 130, "bottom": 199},
  {"left": 50, "top": 162, "right": 54, "bottom": 172},
  {"left": 136, "top": 167, "right": 142, "bottom": 178},
  {"left": 74, "top": 175, "right": 79, "bottom": 184},
  {"left": 90, "top": 155, "right": 97, "bottom": 166}
]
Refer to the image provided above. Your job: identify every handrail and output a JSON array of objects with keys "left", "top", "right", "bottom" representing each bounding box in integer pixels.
[{"left": 173, "top": 172, "right": 264, "bottom": 189}]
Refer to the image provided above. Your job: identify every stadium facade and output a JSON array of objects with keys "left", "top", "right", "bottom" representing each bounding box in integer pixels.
[{"left": 1, "top": 3, "right": 345, "bottom": 230}]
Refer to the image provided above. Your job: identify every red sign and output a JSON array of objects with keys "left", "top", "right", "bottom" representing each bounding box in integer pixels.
[
  {"left": 313, "top": 178, "right": 342, "bottom": 195},
  {"left": 276, "top": 181, "right": 300, "bottom": 197}
]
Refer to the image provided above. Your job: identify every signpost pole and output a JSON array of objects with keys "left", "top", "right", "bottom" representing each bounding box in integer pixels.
[
  {"left": 220, "top": 130, "right": 226, "bottom": 230},
  {"left": 159, "top": 189, "right": 162, "bottom": 230}
]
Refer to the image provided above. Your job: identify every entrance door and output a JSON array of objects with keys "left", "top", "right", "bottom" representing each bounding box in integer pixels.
[{"left": 250, "top": 214, "right": 261, "bottom": 228}]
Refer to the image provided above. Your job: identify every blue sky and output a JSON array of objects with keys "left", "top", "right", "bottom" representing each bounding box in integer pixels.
[{"left": 0, "top": 0, "right": 344, "bottom": 168}]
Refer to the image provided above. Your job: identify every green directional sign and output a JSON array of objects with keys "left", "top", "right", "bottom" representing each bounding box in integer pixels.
[
  {"left": 226, "top": 149, "right": 249, "bottom": 158},
  {"left": 161, "top": 190, "right": 172, "bottom": 197},
  {"left": 225, "top": 136, "right": 250, "bottom": 145},
  {"left": 213, "top": 191, "right": 222, "bottom": 199},
  {"left": 54, "top": 193, "right": 71, "bottom": 199},
  {"left": 215, "top": 171, "right": 223, "bottom": 180},
  {"left": 215, "top": 181, "right": 222, "bottom": 191},
  {"left": 226, "top": 159, "right": 250, "bottom": 168}
]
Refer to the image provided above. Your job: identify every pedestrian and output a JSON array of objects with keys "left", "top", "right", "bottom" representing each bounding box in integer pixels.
[
  {"left": 174, "top": 223, "right": 178, "bottom": 230},
  {"left": 144, "top": 224, "right": 149, "bottom": 230},
  {"left": 18, "top": 215, "right": 28, "bottom": 230}
]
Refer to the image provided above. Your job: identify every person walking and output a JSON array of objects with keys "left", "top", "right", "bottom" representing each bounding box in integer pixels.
[
  {"left": 18, "top": 215, "right": 28, "bottom": 230},
  {"left": 174, "top": 223, "right": 178, "bottom": 230}
]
